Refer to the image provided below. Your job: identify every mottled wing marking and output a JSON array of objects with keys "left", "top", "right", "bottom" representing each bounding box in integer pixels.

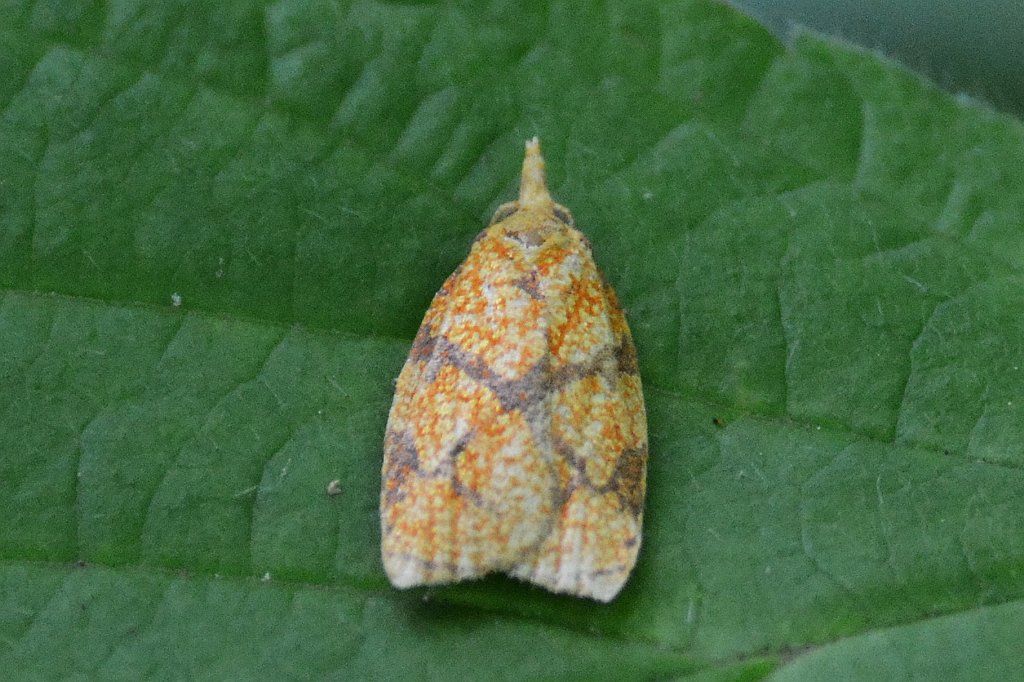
[
  {"left": 381, "top": 237, "right": 559, "bottom": 586},
  {"left": 381, "top": 138, "right": 647, "bottom": 602},
  {"left": 509, "top": 256, "right": 647, "bottom": 601}
]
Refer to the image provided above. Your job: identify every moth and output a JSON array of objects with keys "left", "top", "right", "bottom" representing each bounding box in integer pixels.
[{"left": 380, "top": 138, "right": 647, "bottom": 602}]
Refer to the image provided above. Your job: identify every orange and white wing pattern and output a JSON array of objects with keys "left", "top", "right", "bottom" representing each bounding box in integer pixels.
[{"left": 380, "top": 138, "right": 646, "bottom": 602}]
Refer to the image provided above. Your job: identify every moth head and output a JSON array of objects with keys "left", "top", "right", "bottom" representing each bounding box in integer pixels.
[
  {"left": 488, "top": 200, "right": 574, "bottom": 227},
  {"left": 491, "top": 137, "right": 574, "bottom": 223}
]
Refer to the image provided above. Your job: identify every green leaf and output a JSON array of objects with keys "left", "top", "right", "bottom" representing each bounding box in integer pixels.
[
  {"left": 767, "top": 600, "right": 1024, "bottom": 682},
  {"left": 2, "top": 0, "right": 1024, "bottom": 679}
]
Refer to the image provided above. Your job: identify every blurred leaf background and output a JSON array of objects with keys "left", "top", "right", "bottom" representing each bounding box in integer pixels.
[
  {"left": 2, "top": 1, "right": 1024, "bottom": 680},
  {"left": 732, "top": 0, "right": 1024, "bottom": 117}
]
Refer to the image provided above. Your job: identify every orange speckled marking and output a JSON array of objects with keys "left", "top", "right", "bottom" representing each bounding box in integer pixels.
[{"left": 381, "top": 137, "right": 647, "bottom": 602}]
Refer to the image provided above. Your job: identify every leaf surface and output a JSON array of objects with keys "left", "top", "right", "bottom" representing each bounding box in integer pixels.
[{"left": 2, "top": 1, "right": 1024, "bottom": 678}]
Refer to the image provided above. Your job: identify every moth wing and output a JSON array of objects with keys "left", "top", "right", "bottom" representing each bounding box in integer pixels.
[
  {"left": 508, "top": 242, "right": 647, "bottom": 602},
  {"left": 380, "top": 239, "right": 560, "bottom": 588}
]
